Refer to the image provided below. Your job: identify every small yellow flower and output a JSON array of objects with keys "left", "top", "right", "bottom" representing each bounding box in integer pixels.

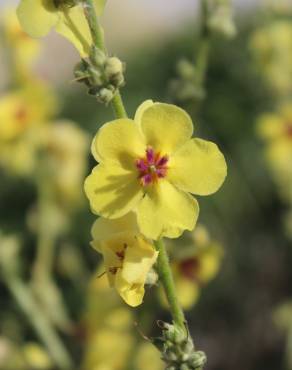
[
  {"left": 22, "top": 343, "right": 52, "bottom": 370},
  {"left": 85, "top": 101, "right": 227, "bottom": 240},
  {"left": 161, "top": 225, "right": 224, "bottom": 310},
  {"left": 0, "top": 82, "right": 56, "bottom": 142},
  {"left": 82, "top": 327, "right": 133, "bottom": 370},
  {"left": 17, "top": 0, "right": 106, "bottom": 56},
  {"left": 2, "top": 9, "right": 40, "bottom": 74},
  {"left": 134, "top": 342, "right": 164, "bottom": 370},
  {"left": 250, "top": 21, "right": 292, "bottom": 95},
  {"left": 44, "top": 120, "right": 89, "bottom": 207},
  {"left": 0, "top": 79, "right": 58, "bottom": 175},
  {"left": 91, "top": 213, "right": 158, "bottom": 307},
  {"left": 257, "top": 104, "right": 292, "bottom": 202}
]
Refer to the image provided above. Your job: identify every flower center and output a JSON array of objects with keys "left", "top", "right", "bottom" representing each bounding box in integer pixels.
[
  {"left": 178, "top": 257, "right": 200, "bottom": 281},
  {"left": 136, "top": 147, "right": 169, "bottom": 186}
]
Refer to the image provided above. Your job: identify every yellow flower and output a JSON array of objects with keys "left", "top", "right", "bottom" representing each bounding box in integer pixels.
[
  {"left": 2, "top": 9, "right": 40, "bottom": 74},
  {"left": 250, "top": 21, "right": 292, "bottom": 95},
  {"left": 91, "top": 213, "right": 158, "bottom": 307},
  {"left": 257, "top": 104, "right": 292, "bottom": 202},
  {"left": 0, "top": 80, "right": 58, "bottom": 175},
  {"left": 134, "top": 342, "right": 164, "bottom": 370},
  {"left": 0, "top": 82, "right": 56, "bottom": 142},
  {"left": 17, "top": 0, "right": 106, "bottom": 56},
  {"left": 82, "top": 270, "right": 134, "bottom": 370},
  {"left": 85, "top": 101, "right": 227, "bottom": 240},
  {"left": 161, "top": 225, "right": 224, "bottom": 310},
  {"left": 44, "top": 120, "right": 89, "bottom": 207},
  {"left": 22, "top": 343, "right": 52, "bottom": 370}
]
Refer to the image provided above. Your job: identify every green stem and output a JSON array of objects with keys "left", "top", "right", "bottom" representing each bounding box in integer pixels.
[
  {"left": 34, "top": 176, "right": 55, "bottom": 278},
  {"left": 154, "top": 239, "right": 185, "bottom": 331},
  {"left": 82, "top": 0, "right": 105, "bottom": 50},
  {"left": 82, "top": 0, "right": 128, "bottom": 119},
  {"left": 111, "top": 91, "right": 128, "bottom": 118},
  {"left": 3, "top": 274, "right": 73, "bottom": 370},
  {"left": 195, "top": 0, "right": 211, "bottom": 88}
]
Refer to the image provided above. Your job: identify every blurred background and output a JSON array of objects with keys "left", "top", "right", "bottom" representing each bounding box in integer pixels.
[{"left": 1, "top": 0, "right": 292, "bottom": 370}]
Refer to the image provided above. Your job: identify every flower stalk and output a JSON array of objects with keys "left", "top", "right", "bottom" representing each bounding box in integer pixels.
[
  {"left": 82, "top": 0, "right": 128, "bottom": 118},
  {"left": 154, "top": 238, "right": 186, "bottom": 332}
]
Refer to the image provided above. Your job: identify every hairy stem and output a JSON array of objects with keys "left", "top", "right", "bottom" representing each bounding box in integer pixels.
[
  {"left": 82, "top": 0, "right": 105, "bottom": 50},
  {"left": 82, "top": 0, "right": 128, "bottom": 119},
  {"left": 154, "top": 239, "right": 186, "bottom": 331}
]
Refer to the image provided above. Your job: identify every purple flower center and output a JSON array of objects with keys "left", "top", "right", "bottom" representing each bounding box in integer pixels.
[{"left": 136, "top": 147, "right": 169, "bottom": 186}]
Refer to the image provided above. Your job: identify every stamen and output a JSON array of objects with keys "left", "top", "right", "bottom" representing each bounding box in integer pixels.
[
  {"left": 109, "top": 267, "right": 118, "bottom": 275},
  {"left": 116, "top": 250, "right": 125, "bottom": 260},
  {"left": 135, "top": 146, "right": 169, "bottom": 186}
]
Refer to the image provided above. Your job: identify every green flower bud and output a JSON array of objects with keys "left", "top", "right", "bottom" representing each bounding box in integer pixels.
[
  {"left": 90, "top": 46, "right": 107, "bottom": 67},
  {"left": 105, "top": 57, "right": 124, "bottom": 77},
  {"left": 97, "top": 88, "right": 115, "bottom": 104},
  {"left": 207, "top": 0, "right": 236, "bottom": 38}
]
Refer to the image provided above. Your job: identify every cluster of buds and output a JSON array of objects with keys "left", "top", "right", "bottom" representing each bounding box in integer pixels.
[
  {"left": 169, "top": 59, "right": 205, "bottom": 103},
  {"left": 207, "top": 0, "right": 236, "bottom": 39},
  {"left": 153, "top": 321, "right": 207, "bottom": 370},
  {"left": 74, "top": 46, "right": 125, "bottom": 104}
]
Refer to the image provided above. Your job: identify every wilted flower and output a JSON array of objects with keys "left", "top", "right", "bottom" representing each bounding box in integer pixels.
[
  {"left": 91, "top": 213, "right": 158, "bottom": 306},
  {"left": 17, "top": 0, "right": 106, "bottom": 56}
]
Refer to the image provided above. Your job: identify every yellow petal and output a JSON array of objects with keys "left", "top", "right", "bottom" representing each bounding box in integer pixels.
[
  {"left": 55, "top": 6, "right": 91, "bottom": 57},
  {"left": 197, "top": 243, "right": 223, "bottom": 283},
  {"left": 136, "top": 180, "right": 199, "bottom": 240},
  {"left": 94, "top": 118, "right": 146, "bottom": 169},
  {"left": 134, "top": 100, "right": 154, "bottom": 125},
  {"left": 17, "top": 0, "right": 58, "bottom": 37},
  {"left": 121, "top": 237, "right": 158, "bottom": 284},
  {"left": 84, "top": 164, "right": 143, "bottom": 219},
  {"left": 140, "top": 103, "right": 193, "bottom": 154},
  {"left": 176, "top": 278, "right": 200, "bottom": 310},
  {"left": 257, "top": 113, "right": 284, "bottom": 141},
  {"left": 101, "top": 242, "right": 122, "bottom": 286},
  {"left": 115, "top": 273, "right": 145, "bottom": 307},
  {"left": 91, "top": 213, "right": 139, "bottom": 252},
  {"left": 168, "top": 138, "right": 227, "bottom": 196}
]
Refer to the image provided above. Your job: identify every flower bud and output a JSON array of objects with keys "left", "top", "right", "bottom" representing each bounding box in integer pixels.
[
  {"left": 207, "top": 0, "right": 236, "bottom": 39},
  {"left": 97, "top": 88, "right": 115, "bottom": 105},
  {"left": 105, "top": 57, "right": 124, "bottom": 77},
  {"left": 90, "top": 46, "right": 106, "bottom": 68}
]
